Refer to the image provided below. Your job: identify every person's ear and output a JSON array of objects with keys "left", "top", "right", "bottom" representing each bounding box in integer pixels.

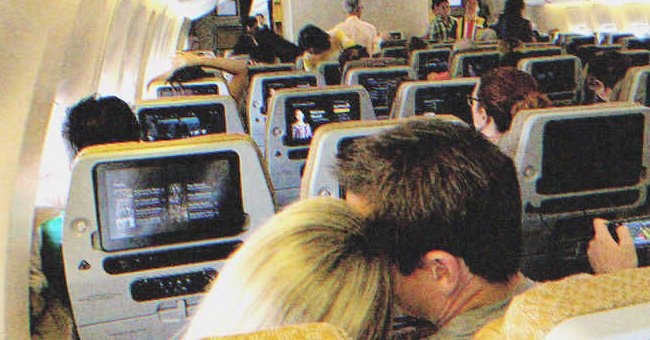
[
  {"left": 473, "top": 105, "right": 489, "bottom": 131},
  {"left": 422, "top": 251, "right": 463, "bottom": 295}
]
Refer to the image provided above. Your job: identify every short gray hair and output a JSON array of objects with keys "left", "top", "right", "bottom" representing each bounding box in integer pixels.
[{"left": 344, "top": 0, "right": 362, "bottom": 13}]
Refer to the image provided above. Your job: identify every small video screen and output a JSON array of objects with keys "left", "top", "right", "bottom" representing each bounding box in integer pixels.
[
  {"left": 530, "top": 59, "right": 576, "bottom": 94},
  {"left": 417, "top": 51, "right": 450, "bottom": 80},
  {"left": 461, "top": 55, "right": 500, "bottom": 77},
  {"left": 537, "top": 114, "right": 645, "bottom": 195},
  {"left": 261, "top": 76, "right": 317, "bottom": 114},
  {"left": 139, "top": 104, "right": 226, "bottom": 141},
  {"left": 414, "top": 84, "right": 476, "bottom": 124},
  {"left": 358, "top": 71, "right": 410, "bottom": 118},
  {"left": 157, "top": 84, "right": 219, "bottom": 97},
  {"left": 284, "top": 93, "right": 361, "bottom": 146},
  {"left": 94, "top": 151, "right": 245, "bottom": 252},
  {"left": 383, "top": 47, "right": 409, "bottom": 60},
  {"left": 623, "top": 218, "right": 650, "bottom": 246}
]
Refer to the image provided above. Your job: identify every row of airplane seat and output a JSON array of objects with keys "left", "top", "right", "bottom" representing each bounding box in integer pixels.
[{"left": 56, "top": 50, "right": 650, "bottom": 338}]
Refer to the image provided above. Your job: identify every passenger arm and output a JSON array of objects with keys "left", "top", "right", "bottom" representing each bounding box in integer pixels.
[
  {"left": 172, "top": 51, "right": 249, "bottom": 105},
  {"left": 587, "top": 218, "right": 638, "bottom": 274}
]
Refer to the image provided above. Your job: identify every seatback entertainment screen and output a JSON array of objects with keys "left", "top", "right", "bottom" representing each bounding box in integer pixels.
[
  {"left": 461, "top": 55, "right": 500, "bottom": 77},
  {"left": 416, "top": 50, "right": 450, "bottom": 80},
  {"left": 157, "top": 84, "right": 219, "bottom": 97},
  {"left": 284, "top": 93, "right": 361, "bottom": 146},
  {"left": 94, "top": 151, "right": 245, "bottom": 252},
  {"left": 414, "top": 84, "right": 475, "bottom": 124},
  {"left": 530, "top": 59, "right": 576, "bottom": 94},
  {"left": 261, "top": 76, "right": 317, "bottom": 114},
  {"left": 358, "top": 71, "right": 410, "bottom": 118},
  {"left": 537, "top": 114, "right": 644, "bottom": 195},
  {"left": 139, "top": 104, "right": 226, "bottom": 141}
]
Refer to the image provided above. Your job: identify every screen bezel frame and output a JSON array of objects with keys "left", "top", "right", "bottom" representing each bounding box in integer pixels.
[
  {"left": 283, "top": 92, "right": 362, "bottom": 147},
  {"left": 137, "top": 103, "right": 227, "bottom": 141},
  {"left": 94, "top": 151, "right": 245, "bottom": 252}
]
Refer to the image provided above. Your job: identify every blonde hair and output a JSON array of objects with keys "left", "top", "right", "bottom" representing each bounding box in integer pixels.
[{"left": 183, "top": 197, "right": 392, "bottom": 339}]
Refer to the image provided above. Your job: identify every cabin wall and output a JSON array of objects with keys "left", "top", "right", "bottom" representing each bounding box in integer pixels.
[
  {"left": 0, "top": 1, "right": 190, "bottom": 337},
  {"left": 528, "top": 1, "right": 650, "bottom": 36},
  {"left": 281, "top": 0, "right": 430, "bottom": 43}
]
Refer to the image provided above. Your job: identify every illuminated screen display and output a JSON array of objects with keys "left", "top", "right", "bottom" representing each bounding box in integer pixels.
[
  {"left": 530, "top": 59, "right": 576, "bottom": 94},
  {"left": 139, "top": 104, "right": 226, "bottom": 141},
  {"left": 94, "top": 151, "right": 245, "bottom": 252},
  {"left": 358, "top": 71, "right": 410, "bottom": 118},
  {"left": 417, "top": 51, "right": 450, "bottom": 80},
  {"left": 261, "top": 76, "right": 317, "bottom": 114},
  {"left": 461, "top": 55, "right": 500, "bottom": 77},
  {"left": 157, "top": 84, "right": 219, "bottom": 97},
  {"left": 622, "top": 218, "right": 650, "bottom": 246},
  {"left": 284, "top": 93, "right": 361, "bottom": 146},
  {"left": 414, "top": 84, "right": 475, "bottom": 124},
  {"left": 537, "top": 114, "right": 644, "bottom": 195}
]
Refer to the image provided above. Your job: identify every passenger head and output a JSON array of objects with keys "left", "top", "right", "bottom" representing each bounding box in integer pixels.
[
  {"left": 62, "top": 96, "right": 140, "bottom": 157},
  {"left": 338, "top": 44, "right": 369, "bottom": 71},
  {"left": 337, "top": 119, "right": 522, "bottom": 283},
  {"left": 432, "top": 0, "right": 451, "bottom": 16},
  {"left": 585, "top": 51, "right": 631, "bottom": 103},
  {"left": 473, "top": 67, "right": 552, "bottom": 136},
  {"left": 241, "top": 16, "right": 258, "bottom": 33},
  {"left": 165, "top": 65, "right": 212, "bottom": 87},
  {"left": 298, "top": 25, "right": 332, "bottom": 55},
  {"left": 184, "top": 197, "right": 393, "bottom": 339},
  {"left": 344, "top": 0, "right": 363, "bottom": 16},
  {"left": 504, "top": 0, "right": 525, "bottom": 17}
]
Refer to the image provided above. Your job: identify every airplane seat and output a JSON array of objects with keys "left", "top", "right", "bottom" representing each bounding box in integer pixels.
[
  {"left": 509, "top": 46, "right": 563, "bottom": 67},
  {"left": 148, "top": 77, "right": 230, "bottom": 99},
  {"left": 390, "top": 78, "right": 479, "bottom": 125},
  {"left": 575, "top": 44, "right": 622, "bottom": 69},
  {"left": 564, "top": 36, "right": 597, "bottom": 55},
  {"left": 207, "top": 322, "right": 349, "bottom": 339},
  {"left": 409, "top": 48, "right": 452, "bottom": 80},
  {"left": 341, "top": 57, "right": 407, "bottom": 81},
  {"left": 135, "top": 95, "right": 245, "bottom": 142},
  {"left": 381, "top": 46, "right": 409, "bottom": 60},
  {"left": 265, "top": 85, "right": 376, "bottom": 207},
  {"left": 618, "top": 49, "right": 650, "bottom": 69},
  {"left": 476, "top": 267, "right": 650, "bottom": 340},
  {"left": 449, "top": 51, "right": 502, "bottom": 78},
  {"left": 618, "top": 65, "right": 650, "bottom": 106},
  {"left": 317, "top": 61, "right": 343, "bottom": 85},
  {"left": 246, "top": 71, "right": 324, "bottom": 151},
  {"left": 380, "top": 39, "right": 408, "bottom": 49},
  {"left": 62, "top": 134, "right": 275, "bottom": 339},
  {"left": 517, "top": 55, "right": 582, "bottom": 106},
  {"left": 247, "top": 63, "right": 295, "bottom": 82},
  {"left": 510, "top": 103, "right": 650, "bottom": 281},
  {"left": 343, "top": 65, "right": 416, "bottom": 119},
  {"left": 300, "top": 116, "right": 465, "bottom": 200}
]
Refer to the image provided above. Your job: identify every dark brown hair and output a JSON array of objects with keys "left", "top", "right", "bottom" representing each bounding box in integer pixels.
[{"left": 478, "top": 67, "right": 552, "bottom": 132}]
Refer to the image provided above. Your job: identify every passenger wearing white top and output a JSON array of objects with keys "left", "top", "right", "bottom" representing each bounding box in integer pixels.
[{"left": 329, "top": 0, "right": 382, "bottom": 56}]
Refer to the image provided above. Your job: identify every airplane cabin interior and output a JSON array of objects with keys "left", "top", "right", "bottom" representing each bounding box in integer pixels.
[{"left": 2, "top": 0, "right": 650, "bottom": 338}]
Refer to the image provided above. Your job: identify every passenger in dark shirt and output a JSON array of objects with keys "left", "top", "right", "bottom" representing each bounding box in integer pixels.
[
  {"left": 493, "top": 0, "right": 535, "bottom": 43},
  {"left": 233, "top": 16, "right": 301, "bottom": 63}
]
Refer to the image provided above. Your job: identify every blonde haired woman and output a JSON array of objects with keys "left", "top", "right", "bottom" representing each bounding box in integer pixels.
[{"left": 183, "top": 197, "right": 393, "bottom": 339}]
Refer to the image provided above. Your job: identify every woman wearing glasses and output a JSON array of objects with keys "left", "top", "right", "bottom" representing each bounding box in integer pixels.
[{"left": 469, "top": 67, "right": 552, "bottom": 155}]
